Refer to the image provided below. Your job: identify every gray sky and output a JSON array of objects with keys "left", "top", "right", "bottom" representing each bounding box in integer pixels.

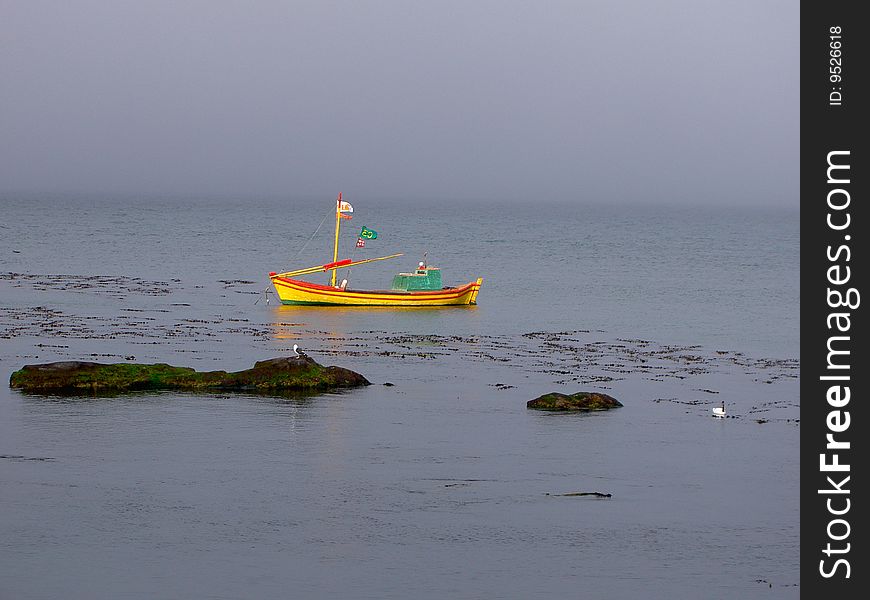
[{"left": 1, "top": 0, "right": 798, "bottom": 205}]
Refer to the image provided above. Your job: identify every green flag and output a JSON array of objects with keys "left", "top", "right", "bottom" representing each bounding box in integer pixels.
[{"left": 359, "top": 226, "right": 378, "bottom": 240}]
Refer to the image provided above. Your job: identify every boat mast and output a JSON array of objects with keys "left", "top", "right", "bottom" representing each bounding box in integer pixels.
[{"left": 331, "top": 193, "right": 342, "bottom": 286}]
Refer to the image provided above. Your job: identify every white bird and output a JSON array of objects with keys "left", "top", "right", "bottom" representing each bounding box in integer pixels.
[
  {"left": 712, "top": 401, "right": 726, "bottom": 418},
  {"left": 292, "top": 344, "right": 300, "bottom": 357}
]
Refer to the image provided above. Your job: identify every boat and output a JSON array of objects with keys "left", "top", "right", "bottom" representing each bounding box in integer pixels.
[
  {"left": 712, "top": 401, "right": 726, "bottom": 418},
  {"left": 269, "top": 194, "right": 482, "bottom": 306}
]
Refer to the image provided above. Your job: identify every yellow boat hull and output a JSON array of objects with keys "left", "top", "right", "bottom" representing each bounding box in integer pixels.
[{"left": 271, "top": 276, "right": 482, "bottom": 306}]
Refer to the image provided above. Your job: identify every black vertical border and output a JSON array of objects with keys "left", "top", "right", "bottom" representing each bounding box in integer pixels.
[{"left": 802, "top": 2, "right": 866, "bottom": 597}]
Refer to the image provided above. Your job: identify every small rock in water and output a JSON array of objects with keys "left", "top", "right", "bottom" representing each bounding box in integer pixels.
[{"left": 527, "top": 391, "right": 623, "bottom": 411}]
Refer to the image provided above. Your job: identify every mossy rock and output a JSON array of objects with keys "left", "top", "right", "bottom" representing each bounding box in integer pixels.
[
  {"left": 9, "top": 356, "right": 369, "bottom": 395},
  {"left": 527, "top": 391, "right": 623, "bottom": 411}
]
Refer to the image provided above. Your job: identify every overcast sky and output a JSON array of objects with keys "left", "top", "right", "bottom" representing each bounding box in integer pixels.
[{"left": 1, "top": 1, "right": 798, "bottom": 205}]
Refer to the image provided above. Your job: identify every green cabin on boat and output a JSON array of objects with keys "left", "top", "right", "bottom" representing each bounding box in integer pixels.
[{"left": 391, "top": 266, "right": 443, "bottom": 291}]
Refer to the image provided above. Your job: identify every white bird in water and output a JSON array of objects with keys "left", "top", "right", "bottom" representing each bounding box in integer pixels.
[{"left": 712, "top": 401, "right": 726, "bottom": 418}]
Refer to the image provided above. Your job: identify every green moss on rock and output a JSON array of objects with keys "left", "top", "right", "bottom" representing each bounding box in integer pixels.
[
  {"left": 9, "top": 356, "right": 369, "bottom": 395},
  {"left": 527, "top": 391, "right": 623, "bottom": 411}
]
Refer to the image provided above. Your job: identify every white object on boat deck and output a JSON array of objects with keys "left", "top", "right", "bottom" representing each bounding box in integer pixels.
[{"left": 712, "top": 401, "right": 726, "bottom": 418}]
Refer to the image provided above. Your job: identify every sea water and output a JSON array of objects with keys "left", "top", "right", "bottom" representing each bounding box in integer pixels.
[{"left": 0, "top": 194, "right": 799, "bottom": 599}]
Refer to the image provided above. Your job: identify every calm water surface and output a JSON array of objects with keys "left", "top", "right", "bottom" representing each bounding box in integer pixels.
[{"left": 1, "top": 195, "right": 799, "bottom": 599}]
